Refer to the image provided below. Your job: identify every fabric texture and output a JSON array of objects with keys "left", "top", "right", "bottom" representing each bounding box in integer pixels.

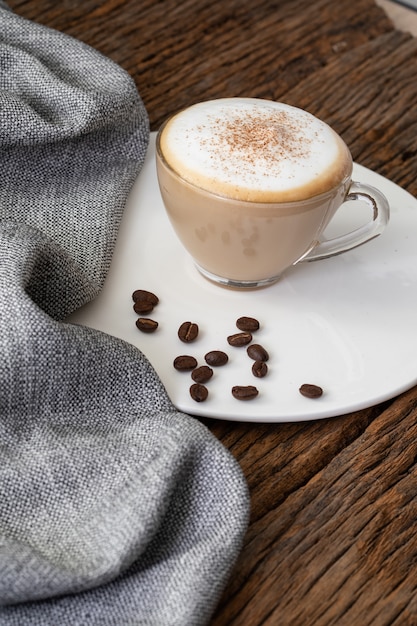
[{"left": 0, "top": 5, "right": 249, "bottom": 626}]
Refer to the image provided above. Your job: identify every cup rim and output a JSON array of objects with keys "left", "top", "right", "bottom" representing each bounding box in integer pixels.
[{"left": 156, "top": 121, "right": 353, "bottom": 208}]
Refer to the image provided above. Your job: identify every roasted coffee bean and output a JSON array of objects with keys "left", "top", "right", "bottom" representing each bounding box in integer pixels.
[
  {"left": 227, "top": 332, "right": 252, "bottom": 347},
  {"left": 132, "top": 289, "right": 159, "bottom": 306},
  {"left": 204, "top": 350, "right": 229, "bottom": 366},
  {"left": 135, "top": 318, "right": 158, "bottom": 333},
  {"left": 236, "top": 316, "right": 260, "bottom": 332},
  {"left": 247, "top": 343, "right": 269, "bottom": 362},
  {"left": 178, "top": 321, "right": 199, "bottom": 342},
  {"left": 232, "top": 385, "right": 259, "bottom": 400},
  {"left": 252, "top": 360, "right": 268, "bottom": 378},
  {"left": 173, "top": 355, "right": 198, "bottom": 371},
  {"left": 133, "top": 300, "right": 154, "bottom": 314},
  {"left": 299, "top": 383, "right": 323, "bottom": 399},
  {"left": 190, "top": 383, "right": 208, "bottom": 402},
  {"left": 191, "top": 365, "right": 213, "bottom": 383}
]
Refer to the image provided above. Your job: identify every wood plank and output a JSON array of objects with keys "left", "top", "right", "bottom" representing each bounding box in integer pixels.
[
  {"left": 210, "top": 388, "right": 417, "bottom": 625},
  {"left": 204, "top": 404, "right": 386, "bottom": 524},
  {"left": 282, "top": 29, "right": 417, "bottom": 197},
  {"left": 8, "top": 0, "right": 394, "bottom": 129}
]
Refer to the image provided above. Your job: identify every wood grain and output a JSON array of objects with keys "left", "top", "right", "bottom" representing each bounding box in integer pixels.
[
  {"left": 283, "top": 29, "right": 417, "bottom": 197},
  {"left": 8, "top": 0, "right": 394, "bottom": 129},
  {"left": 6, "top": 1, "right": 417, "bottom": 624},
  {"left": 210, "top": 389, "right": 417, "bottom": 625}
]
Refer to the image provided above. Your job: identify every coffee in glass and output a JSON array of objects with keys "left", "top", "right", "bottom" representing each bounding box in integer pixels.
[{"left": 156, "top": 98, "right": 389, "bottom": 288}]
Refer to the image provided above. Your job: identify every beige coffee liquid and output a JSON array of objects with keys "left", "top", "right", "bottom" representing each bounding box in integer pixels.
[{"left": 157, "top": 99, "right": 352, "bottom": 283}]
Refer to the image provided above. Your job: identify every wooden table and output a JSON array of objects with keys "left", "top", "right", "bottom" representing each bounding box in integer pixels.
[{"left": 9, "top": 0, "right": 417, "bottom": 623}]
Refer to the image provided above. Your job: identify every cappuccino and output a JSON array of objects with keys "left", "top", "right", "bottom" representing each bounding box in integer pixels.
[
  {"left": 158, "top": 99, "right": 352, "bottom": 203},
  {"left": 156, "top": 98, "right": 389, "bottom": 287}
]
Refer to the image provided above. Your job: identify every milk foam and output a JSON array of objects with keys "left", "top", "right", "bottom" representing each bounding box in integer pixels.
[{"left": 159, "top": 98, "right": 352, "bottom": 202}]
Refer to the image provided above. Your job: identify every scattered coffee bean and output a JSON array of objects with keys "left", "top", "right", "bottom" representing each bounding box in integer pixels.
[
  {"left": 247, "top": 343, "right": 269, "bottom": 362},
  {"left": 232, "top": 385, "right": 259, "bottom": 400},
  {"left": 299, "top": 383, "right": 323, "bottom": 399},
  {"left": 132, "top": 289, "right": 159, "bottom": 306},
  {"left": 173, "top": 355, "right": 198, "bottom": 371},
  {"left": 135, "top": 318, "right": 158, "bottom": 333},
  {"left": 133, "top": 300, "right": 154, "bottom": 314},
  {"left": 252, "top": 360, "right": 268, "bottom": 378},
  {"left": 227, "top": 332, "right": 252, "bottom": 347},
  {"left": 236, "top": 316, "right": 260, "bottom": 332},
  {"left": 178, "top": 321, "right": 199, "bottom": 343},
  {"left": 191, "top": 365, "right": 213, "bottom": 383},
  {"left": 204, "top": 350, "right": 229, "bottom": 366},
  {"left": 190, "top": 383, "right": 208, "bottom": 402}
]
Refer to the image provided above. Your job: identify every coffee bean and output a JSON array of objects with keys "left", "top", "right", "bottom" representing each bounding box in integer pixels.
[
  {"left": 178, "top": 321, "right": 199, "bottom": 343},
  {"left": 252, "top": 360, "right": 268, "bottom": 378},
  {"left": 247, "top": 343, "right": 269, "bottom": 362},
  {"left": 132, "top": 289, "right": 159, "bottom": 306},
  {"left": 227, "top": 332, "right": 252, "bottom": 347},
  {"left": 133, "top": 300, "right": 154, "bottom": 314},
  {"left": 299, "top": 383, "right": 323, "bottom": 399},
  {"left": 135, "top": 318, "right": 158, "bottom": 333},
  {"left": 204, "top": 350, "right": 229, "bottom": 366},
  {"left": 191, "top": 365, "right": 213, "bottom": 383},
  {"left": 173, "top": 355, "right": 198, "bottom": 371},
  {"left": 236, "top": 316, "right": 260, "bottom": 332},
  {"left": 190, "top": 383, "right": 208, "bottom": 402},
  {"left": 232, "top": 385, "right": 259, "bottom": 400}
]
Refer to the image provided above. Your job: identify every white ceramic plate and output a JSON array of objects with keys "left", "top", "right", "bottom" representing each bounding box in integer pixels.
[{"left": 68, "top": 133, "right": 417, "bottom": 422}]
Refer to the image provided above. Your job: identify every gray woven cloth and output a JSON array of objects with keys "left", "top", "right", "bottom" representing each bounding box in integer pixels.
[{"left": 0, "top": 5, "right": 250, "bottom": 626}]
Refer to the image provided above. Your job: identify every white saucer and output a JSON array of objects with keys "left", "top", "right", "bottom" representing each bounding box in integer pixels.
[{"left": 68, "top": 133, "right": 417, "bottom": 422}]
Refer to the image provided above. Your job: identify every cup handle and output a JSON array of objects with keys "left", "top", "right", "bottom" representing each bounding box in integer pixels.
[{"left": 301, "top": 181, "right": 390, "bottom": 262}]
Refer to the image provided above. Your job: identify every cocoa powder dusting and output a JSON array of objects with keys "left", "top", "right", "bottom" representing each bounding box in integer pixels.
[{"left": 200, "top": 110, "right": 312, "bottom": 177}]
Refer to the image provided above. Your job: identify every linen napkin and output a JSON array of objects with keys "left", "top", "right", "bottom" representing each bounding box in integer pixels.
[{"left": 0, "top": 4, "right": 250, "bottom": 625}]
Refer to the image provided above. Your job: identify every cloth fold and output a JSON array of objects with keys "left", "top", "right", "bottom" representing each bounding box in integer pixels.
[
  {"left": 0, "top": 5, "right": 249, "bottom": 625},
  {"left": 0, "top": 1, "right": 150, "bottom": 315}
]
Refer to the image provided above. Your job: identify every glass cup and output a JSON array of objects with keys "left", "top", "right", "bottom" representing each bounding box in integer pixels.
[{"left": 156, "top": 98, "right": 390, "bottom": 288}]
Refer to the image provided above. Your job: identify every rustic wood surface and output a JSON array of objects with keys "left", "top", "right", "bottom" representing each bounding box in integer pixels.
[{"left": 8, "top": 0, "right": 417, "bottom": 624}]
